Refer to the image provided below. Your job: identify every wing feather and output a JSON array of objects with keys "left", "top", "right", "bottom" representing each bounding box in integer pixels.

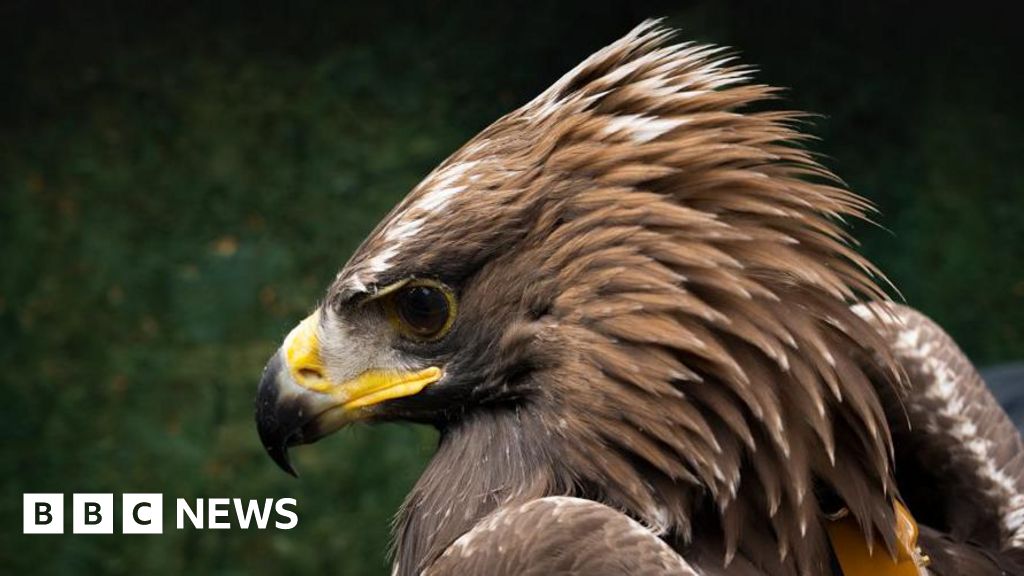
[{"left": 427, "top": 497, "right": 699, "bottom": 576}]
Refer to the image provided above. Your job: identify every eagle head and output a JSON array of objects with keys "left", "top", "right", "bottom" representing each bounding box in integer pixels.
[{"left": 255, "top": 21, "right": 906, "bottom": 575}]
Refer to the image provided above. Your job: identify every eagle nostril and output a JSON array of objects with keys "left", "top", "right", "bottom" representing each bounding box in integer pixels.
[{"left": 298, "top": 367, "right": 324, "bottom": 381}]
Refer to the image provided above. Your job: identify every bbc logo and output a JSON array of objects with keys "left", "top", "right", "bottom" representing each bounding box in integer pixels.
[
  {"left": 24, "top": 494, "right": 298, "bottom": 533},
  {"left": 23, "top": 493, "right": 163, "bottom": 534}
]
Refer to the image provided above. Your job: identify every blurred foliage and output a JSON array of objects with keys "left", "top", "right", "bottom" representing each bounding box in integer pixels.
[{"left": 0, "top": 1, "right": 1021, "bottom": 575}]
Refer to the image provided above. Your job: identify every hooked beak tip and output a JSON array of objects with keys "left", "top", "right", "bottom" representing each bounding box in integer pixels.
[
  {"left": 264, "top": 442, "right": 299, "bottom": 478},
  {"left": 255, "top": 350, "right": 304, "bottom": 477}
]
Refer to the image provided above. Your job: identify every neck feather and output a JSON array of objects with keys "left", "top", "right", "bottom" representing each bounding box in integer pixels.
[{"left": 391, "top": 407, "right": 567, "bottom": 576}]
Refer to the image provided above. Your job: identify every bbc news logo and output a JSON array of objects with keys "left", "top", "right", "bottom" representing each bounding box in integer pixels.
[{"left": 23, "top": 494, "right": 298, "bottom": 534}]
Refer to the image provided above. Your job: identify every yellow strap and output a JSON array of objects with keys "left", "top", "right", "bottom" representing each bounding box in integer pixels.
[{"left": 825, "top": 501, "right": 929, "bottom": 576}]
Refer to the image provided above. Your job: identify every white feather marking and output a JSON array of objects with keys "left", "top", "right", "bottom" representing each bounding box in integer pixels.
[
  {"left": 648, "top": 504, "right": 670, "bottom": 535},
  {"left": 367, "top": 244, "right": 399, "bottom": 274},
  {"left": 854, "top": 302, "right": 1024, "bottom": 548},
  {"left": 631, "top": 73, "right": 681, "bottom": 100},
  {"left": 417, "top": 185, "right": 466, "bottom": 213},
  {"left": 385, "top": 218, "right": 424, "bottom": 243},
  {"left": 344, "top": 273, "right": 367, "bottom": 293},
  {"left": 601, "top": 114, "right": 688, "bottom": 143},
  {"left": 599, "top": 53, "right": 652, "bottom": 85},
  {"left": 413, "top": 161, "right": 478, "bottom": 214}
]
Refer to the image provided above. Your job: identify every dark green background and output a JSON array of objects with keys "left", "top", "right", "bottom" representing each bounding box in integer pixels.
[{"left": 2, "top": 2, "right": 1021, "bottom": 574}]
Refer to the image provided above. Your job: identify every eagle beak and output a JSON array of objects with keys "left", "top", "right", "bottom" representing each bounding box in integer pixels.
[
  {"left": 255, "top": 311, "right": 442, "bottom": 476},
  {"left": 255, "top": 350, "right": 307, "bottom": 477}
]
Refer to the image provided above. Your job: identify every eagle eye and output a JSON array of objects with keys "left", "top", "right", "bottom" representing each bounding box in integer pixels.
[{"left": 387, "top": 281, "right": 456, "bottom": 341}]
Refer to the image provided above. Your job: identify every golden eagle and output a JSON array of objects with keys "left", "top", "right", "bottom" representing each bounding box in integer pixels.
[{"left": 255, "top": 21, "right": 1024, "bottom": 576}]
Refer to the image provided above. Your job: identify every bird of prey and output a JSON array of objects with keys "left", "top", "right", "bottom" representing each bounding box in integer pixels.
[{"left": 255, "top": 21, "right": 1024, "bottom": 576}]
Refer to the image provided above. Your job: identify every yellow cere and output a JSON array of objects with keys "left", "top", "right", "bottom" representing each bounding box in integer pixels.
[
  {"left": 284, "top": 311, "right": 332, "bottom": 392},
  {"left": 283, "top": 311, "right": 443, "bottom": 409}
]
